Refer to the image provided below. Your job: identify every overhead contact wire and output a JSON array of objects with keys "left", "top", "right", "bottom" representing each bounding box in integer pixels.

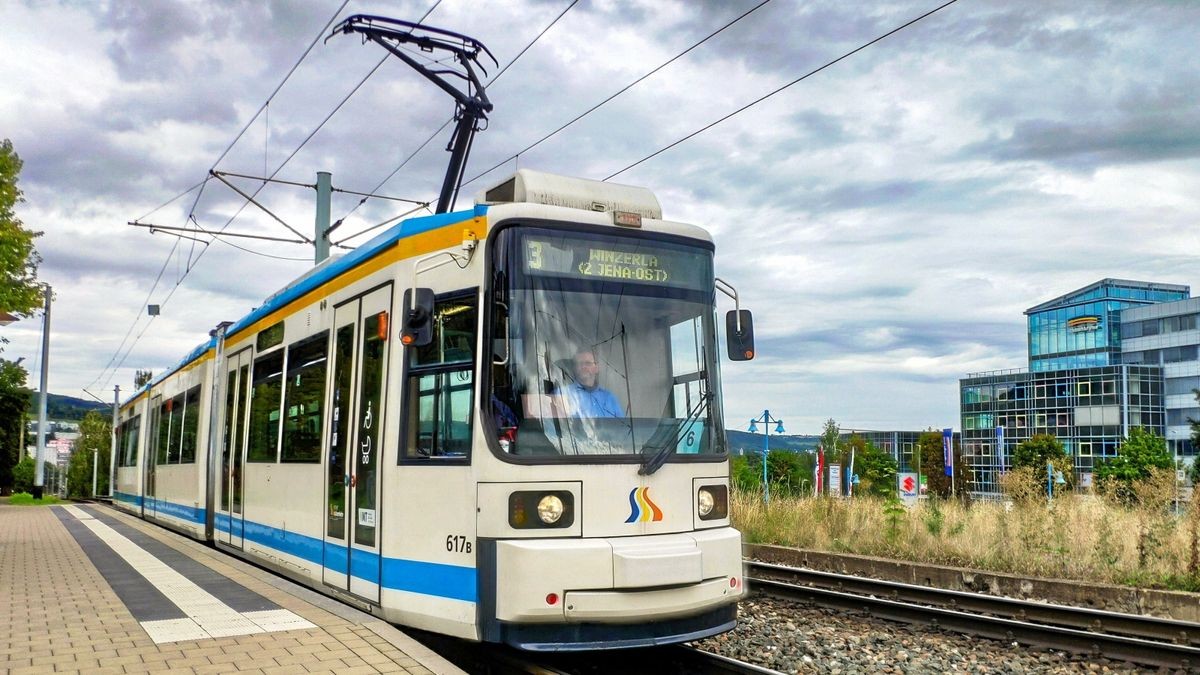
[
  {"left": 604, "top": 0, "right": 960, "bottom": 180},
  {"left": 459, "top": 0, "right": 773, "bottom": 190}
]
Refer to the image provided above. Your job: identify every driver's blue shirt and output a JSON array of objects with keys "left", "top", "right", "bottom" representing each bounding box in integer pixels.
[{"left": 566, "top": 382, "right": 624, "bottom": 418}]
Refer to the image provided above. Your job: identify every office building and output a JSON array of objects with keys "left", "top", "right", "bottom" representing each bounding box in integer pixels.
[{"left": 960, "top": 279, "right": 1198, "bottom": 496}]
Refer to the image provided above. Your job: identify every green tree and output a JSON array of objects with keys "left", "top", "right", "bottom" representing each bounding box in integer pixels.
[
  {"left": 1011, "top": 433, "right": 1074, "bottom": 492},
  {"left": 0, "top": 139, "right": 43, "bottom": 317},
  {"left": 731, "top": 450, "right": 814, "bottom": 498},
  {"left": 134, "top": 369, "right": 153, "bottom": 389},
  {"left": 1012, "top": 433, "right": 1067, "bottom": 469},
  {"left": 1096, "top": 426, "right": 1172, "bottom": 485},
  {"left": 0, "top": 358, "right": 29, "bottom": 494},
  {"left": 11, "top": 455, "right": 54, "bottom": 494},
  {"left": 845, "top": 434, "right": 898, "bottom": 497},
  {"left": 820, "top": 418, "right": 840, "bottom": 461},
  {"left": 916, "top": 430, "right": 971, "bottom": 499},
  {"left": 67, "top": 411, "right": 111, "bottom": 498}
]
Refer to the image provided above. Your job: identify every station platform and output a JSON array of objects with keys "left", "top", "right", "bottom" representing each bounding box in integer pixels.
[{"left": 0, "top": 500, "right": 465, "bottom": 674}]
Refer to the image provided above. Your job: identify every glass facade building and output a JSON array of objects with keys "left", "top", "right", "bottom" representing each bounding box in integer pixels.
[
  {"left": 1026, "top": 279, "right": 1188, "bottom": 372},
  {"left": 1120, "top": 297, "right": 1200, "bottom": 459},
  {"left": 960, "top": 365, "right": 1164, "bottom": 496},
  {"left": 961, "top": 279, "right": 1193, "bottom": 497}
]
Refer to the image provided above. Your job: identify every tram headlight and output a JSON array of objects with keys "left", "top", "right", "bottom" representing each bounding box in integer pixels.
[
  {"left": 537, "top": 495, "right": 564, "bottom": 524},
  {"left": 697, "top": 485, "right": 728, "bottom": 521},
  {"left": 509, "top": 491, "right": 574, "bottom": 529}
]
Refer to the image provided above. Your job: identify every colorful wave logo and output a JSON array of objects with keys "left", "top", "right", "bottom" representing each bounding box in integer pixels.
[{"left": 625, "top": 487, "right": 663, "bottom": 523}]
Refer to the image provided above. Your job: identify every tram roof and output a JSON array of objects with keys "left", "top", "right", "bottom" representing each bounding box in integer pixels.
[{"left": 126, "top": 205, "right": 487, "bottom": 406}]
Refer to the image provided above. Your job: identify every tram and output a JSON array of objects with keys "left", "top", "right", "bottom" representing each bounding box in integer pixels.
[{"left": 111, "top": 169, "right": 756, "bottom": 650}]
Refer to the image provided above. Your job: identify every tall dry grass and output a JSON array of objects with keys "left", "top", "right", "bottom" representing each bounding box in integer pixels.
[{"left": 732, "top": 476, "right": 1200, "bottom": 588}]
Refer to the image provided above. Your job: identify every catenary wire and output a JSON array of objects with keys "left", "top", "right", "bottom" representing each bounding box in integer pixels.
[
  {"left": 459, "top": 0, "right": 773, "bottom": 190},
  {"left": 329, "top": 0, "right": 579, "bottom": 241},
  {"left": 603, "top": 0, "right": 960, "bottom": 181},
  {"left": 89, "top": 0, "right": 353, "bottom": 393}
]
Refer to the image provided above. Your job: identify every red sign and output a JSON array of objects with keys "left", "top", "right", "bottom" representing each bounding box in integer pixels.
[{"left": 902, "top": 475, "right": 916, "bottom": 492}]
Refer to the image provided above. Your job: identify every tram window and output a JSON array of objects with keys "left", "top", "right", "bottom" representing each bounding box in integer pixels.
[
  {"left": 403, "top": 292, "right": 477, "bottom": 460},
  {"left": 155, "top": 401, "right": 170, "bottom": 465},
  {"left": 167, "top": 393, "right": 185, "bottom": 463},
  {"left": 247, "top": 352, "right": 285, "bottom": 462},
  {"left": 281, "top": 332, "right": 328, "bottom": 463},
  {"left": 257, "top": 321, "right": 285, "bottom": 351},
  {"left": 120, "top": 417, "right": 140, "bottom": 467},
  {"left": 179, "top": 386, "right": 201, "bottom": 464}
]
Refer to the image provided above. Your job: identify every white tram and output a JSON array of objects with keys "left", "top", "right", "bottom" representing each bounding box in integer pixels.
[{"left": 112, "top": 170, "right": 755, "bottom": 650}]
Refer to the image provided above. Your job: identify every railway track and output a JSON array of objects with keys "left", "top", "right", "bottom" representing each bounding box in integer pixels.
[
  {"left": 410, "top": 629, "right": 783, "bottom": 674},
  {"left": 746, "top": 560, "right": 1200, "bottom": 670}
]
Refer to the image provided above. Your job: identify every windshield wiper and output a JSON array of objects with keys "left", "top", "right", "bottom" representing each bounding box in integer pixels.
[{"left": 639, "top": 391, "right": 711, "bottom": 476}]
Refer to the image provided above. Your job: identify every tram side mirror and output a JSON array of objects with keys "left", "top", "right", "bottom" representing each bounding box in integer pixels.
[
  {"left": 400, "top": 288, "right": 435, "bottom": 347},
  {"left": 726, "top": 309, "right": 755, "bottom": 361}
]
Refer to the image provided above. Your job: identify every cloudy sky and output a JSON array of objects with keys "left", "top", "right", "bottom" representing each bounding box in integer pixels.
[{"left": 1, "top": 0, "right": 1197, "bottom": 434}]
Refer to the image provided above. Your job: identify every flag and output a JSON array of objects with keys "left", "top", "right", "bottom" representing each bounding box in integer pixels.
[
  {"left": 996, "top": 425, "right": 1005, "bottom": 472},
  {"left": 943, "top": 428, "right": 954, "bottom": 477},
  {"left": 815, "top": 444, "right": 825, "bottom": 496}
]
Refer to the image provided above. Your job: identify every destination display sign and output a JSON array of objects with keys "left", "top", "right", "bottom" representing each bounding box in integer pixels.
[{"left": 522, "top": 237, "right": 709, "bottom": 290}]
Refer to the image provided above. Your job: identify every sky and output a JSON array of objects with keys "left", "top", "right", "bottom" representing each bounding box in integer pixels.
[{"left": 1, "top": 0, "right": 1198, "bottom": 434}]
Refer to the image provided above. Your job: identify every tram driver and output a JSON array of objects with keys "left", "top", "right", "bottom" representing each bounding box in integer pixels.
[{"left": 563, "top": 348, "right": 625, "bottom": 418}]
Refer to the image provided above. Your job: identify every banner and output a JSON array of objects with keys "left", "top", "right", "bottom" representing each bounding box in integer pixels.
[
  {"left": 943, "top": 428, "right": 954, "bottom": 477},
  {"left": 828, "top": 465, "right": 842, "bottom": 497}
]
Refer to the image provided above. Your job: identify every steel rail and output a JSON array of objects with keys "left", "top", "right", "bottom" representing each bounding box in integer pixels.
[
  {"left": 747, "top": 561, "right": 1200, "bottom": 646},
  {"left": 748, "top": 566, "right": 1200, "bottom": 670}
]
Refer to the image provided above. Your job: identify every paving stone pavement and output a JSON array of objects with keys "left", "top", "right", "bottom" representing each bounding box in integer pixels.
[{"left": 0, "top": 500, "right": 466, "bottom": 674}]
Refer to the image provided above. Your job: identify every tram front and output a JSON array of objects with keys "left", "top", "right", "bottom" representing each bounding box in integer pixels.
[{"left": 469, "top": 179, "right": 750, "bottom": 650}]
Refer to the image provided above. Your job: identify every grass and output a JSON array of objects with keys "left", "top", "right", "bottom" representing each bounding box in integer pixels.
[
  {"left": 732, "top": 486, "right": 1200, "bottom": 591},
  {"left": 5, "top": 492, "right": 62, "bottom": 506}
]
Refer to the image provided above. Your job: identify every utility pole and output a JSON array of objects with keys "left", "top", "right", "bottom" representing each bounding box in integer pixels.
[
  {"left": 32, "top": 284, "right": 51, "bottom": 500},
  {"left": 110, "top": 385, "right": 119, "bottom": 497},
  {"left": 314, "top": 171, "right": 332, "bottom": 264}
]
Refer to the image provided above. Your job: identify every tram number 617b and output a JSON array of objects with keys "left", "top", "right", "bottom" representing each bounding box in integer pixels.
[{"left": 446, "top": 535, "right": 472, "bottom": 554}]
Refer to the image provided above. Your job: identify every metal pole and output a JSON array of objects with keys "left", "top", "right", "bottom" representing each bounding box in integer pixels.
[
  {"left": 314, "top": 171, "right": 331, "bottom": 264},
  {"left": 761, "top": 412, "right": 769, "bottom": 505},
  {"left": 32, "top": 284, "right": 50, "bottom": 500},
  {"left": 92, "top": 448, "right": 98, "bottom": 498},
  {"left": 110, "top": 385, "right": 119, "bottom": 497}
]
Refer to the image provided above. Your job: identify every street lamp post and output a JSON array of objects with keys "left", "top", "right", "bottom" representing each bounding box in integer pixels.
[{"left": 749, "top": 410, "right": 786, "bottom": 504}]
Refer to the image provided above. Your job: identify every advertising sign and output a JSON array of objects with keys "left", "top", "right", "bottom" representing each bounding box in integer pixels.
[
  {"left": 828, "top": 465, "right": 842, "bottom": 497},
  {"left": 899, "top": 472, "right": 918, "bottom": 505}
]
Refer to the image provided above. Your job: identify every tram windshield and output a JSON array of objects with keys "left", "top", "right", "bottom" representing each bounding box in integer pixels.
[{"left": 489, "top": 225, "right": 725, "bottom": 461}]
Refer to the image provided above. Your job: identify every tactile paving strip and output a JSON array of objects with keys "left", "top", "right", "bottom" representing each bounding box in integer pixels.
[{"left": 56, "top": 505, "right": 316, "bottom": 643}]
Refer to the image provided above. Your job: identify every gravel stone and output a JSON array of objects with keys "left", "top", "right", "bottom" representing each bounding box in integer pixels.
[{"left": 692, "top": 596, "right": 1154, "bottom": 674}]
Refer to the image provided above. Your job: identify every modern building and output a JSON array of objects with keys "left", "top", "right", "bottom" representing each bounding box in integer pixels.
[
  {"left": 960, "top": 279, "right": 1198, "bottom": 496},
  {"left": 839, "top": 429, "right": 960, "bottom": 475}
]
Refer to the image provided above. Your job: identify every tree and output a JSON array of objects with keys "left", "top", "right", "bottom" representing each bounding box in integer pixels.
[
  {"left": 0, "top": 358, "right": 29, "bottom": 494},
  {"left": 1011, "top": 433, "right": 1074, "bottom": 491},
  {"left": 844, "top": 434, "right": 897, "bottom": 497},
  {"left": 0, "top": 139, "right": 43, "bottom": 317},
  {"left": 67, "top": 411, "right": 111, "bottom": 498},
  {"left": 916, "top": 430, "right": 971, "bottom": 499},
  {"left": 1012, "top": 434, "right": 1067, "bottom": 469},
  {"left": 820, "top": 418, "right": 840, "bottom": 460},
  {"left": 1096, "top": 426, "right": 1172, "bottom": 484},
  {"left": 134, "top": 369, "right": 153, "bottom": 389}
]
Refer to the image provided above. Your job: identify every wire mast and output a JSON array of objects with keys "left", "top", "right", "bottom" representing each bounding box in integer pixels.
[{"left": 333, "top": 15, "right": 496, "bottom": 214}]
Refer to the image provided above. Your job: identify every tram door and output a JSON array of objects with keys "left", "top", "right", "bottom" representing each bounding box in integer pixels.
[
  {"left": 218, "top": 349, "right": 252, "bottom": 548},
  {"left": 143, "top": 395, "right": 162, "bottom": 518},
  {"left": 323, "top": 285, "right": 391, "bottom": 603}
]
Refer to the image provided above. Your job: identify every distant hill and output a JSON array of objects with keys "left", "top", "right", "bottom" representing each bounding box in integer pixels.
[
  {"left": 726, "top": 430, "right": 820, "bottom": 454},
  {"left": 27, "top": 392, "right": 109, "bottom": 421}
]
